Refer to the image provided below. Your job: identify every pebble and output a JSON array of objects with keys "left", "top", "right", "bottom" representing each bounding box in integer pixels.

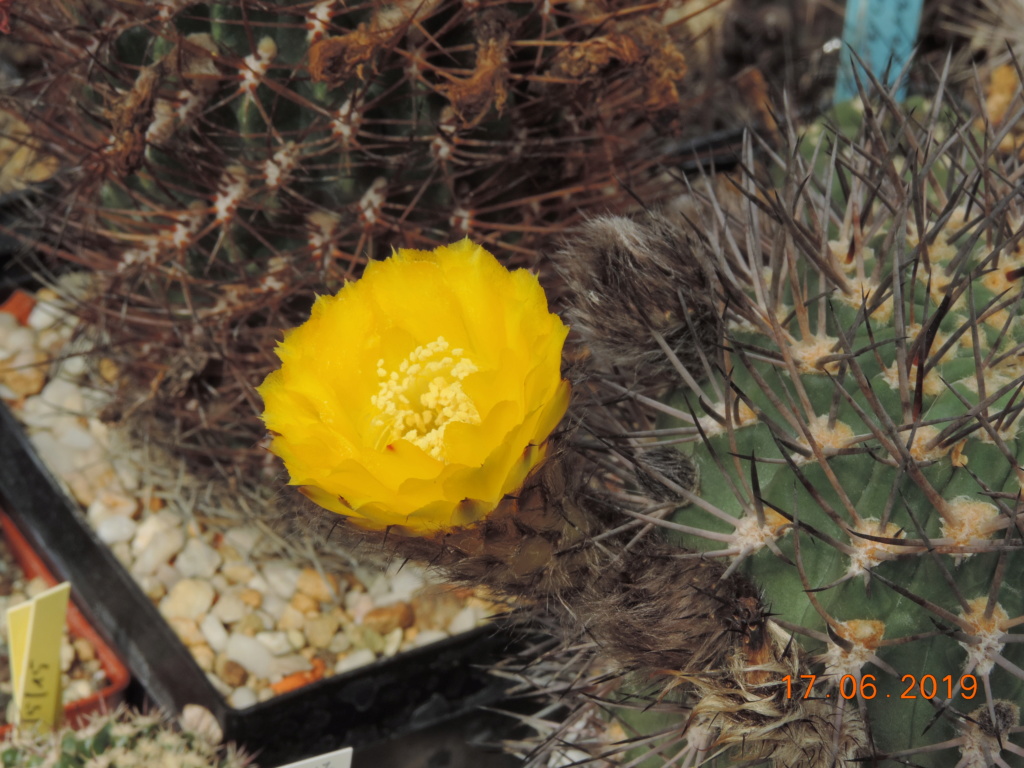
[
  {"left": 1, "top": 347, "right": 46, "bottom": 397},
  {"left": 132, "top": 526, "right": 185, "bottom": 576},
  {"left": 62, "top": 425, "right": 97, "bottom": 452},
  {"left": 362, "top": 602, "right": 415, "bottom": 636},
  {"left": 168, "top": 617, "right": 207, "bottom": 647},
  {"left": 411, "top": 587, "right": 464, "bottom": 631},
  {"left": 200, "top": 614, "right": 229, "bottom": 653},
  {"left": 1, "top": 325, "right": 35, "bottom": 356},
  {"left": 0, "top": 312, "right": 17, "bottom": 342},
  {"left": 0, "top": 292, "right": 496, "bottom": 703},
  {"left": 328, "top": 632, "right": 351, "bottom": 655},
  {"left": 160, "top": 578, "right": 215, "bottom": 621},
  {"left": 357, "top": 627, "right": 385, "bottom": 655},
  {"left": 175, "top": 538, "right": 222, "bottom": 579},
  {"left": 234, "top": 613, "right": 266, "bottom": 637},
  {"left": 26, "top": 576, "right": 49, "bottom": 598},
  {"left": 57, "top": 352, "right": 87, "bottom": 379},
  {"left": 26, "top": 300, "right": 64, "bottom": 331},
  {"left": 276, "top": 605, "right": 306, "bottom": 632},
  {"left": 96, "top": 514, "right": 136, "bottom": 545},
  {"left": 447, "top": 605, "right": 480, "bottom": 636},
  {"left": 155, "top": 563, "right": 182, "bottom": 592},
  {"left": 296, "top": 568, "right": 340, "bottom": 603},
  {"left": 346, "top": 591, "right": 374, "bottom": 623},
  {"left": 72, "top": 637, "right": 96, "bottom": 663},
  {"left": 303, "top": 613, "right": 339, "bottom": 649},
  {"left": 290, "top": 592, "right": 319, "bottom": 614},
  {"left": 260, "top": 592, "right": 287, "bottom": 622},
  {"left": 255, "top": 631, "right": 292, "bottom": 656},
  {"left": 64, "top": 679, "right": 94, "bottom": 703},
  {"left": 221, "top": 563, "right": 255, "bottom": 584},
  {"left": 212, "top": 593, "right": 247, "bottom": 624},
  {"left": 239, "top": 588, "right": 263, "bottom": 608},
  {"left": 138, "top": 574, "right": 166, "bottom": 602},
  {"left": 334, "top": 649, "right": 376, "bottom": 675},
  {"left": 223, "top": 526, "right": 262, "bottom": 556},
  {"left": 261, "top": 562, "right": 301, "bottom": 600},
  {"left": 60, "top": 639, "right": 75, "bottom": 672},
  {"left": 192, "top": 644, "right": 215, "bottom": 672},
  {"left": 87, "top": 489, "right": 139, "bottom": 527},
  {"left": 27, "top": 432, "right": 75, "bottom": 479},
  {"left": 382, "top": 627, "right": 403, "bottom": 657},
  {"left": 286, "top": 629, "right": 306, "bottom": 651},
  {"left": 20, "top": 378, "right": 82, "bottom": 433},
  {"left": 217, "top": 544, "right": 242, "bottom": 563},
  {"left": 412, "top": 629, "right": 449, "bottom": 648},
  {"left": 227, "top": 632, "right": 310, "bottom": 681},
  {"left": 132, "top": 510, "right": 182, "bottom": 553},
  {"left": 228, "top": 686, "right": 257, "bottom": 709},
  {"left": 214, "top": 654, "right": 249, "bottom": 687},
  {"left": 110, "top": 541, "right": 133, "bottom": 568},
  {"left": 273, "top": 655, "right": 314, "bottom": 681},
  {"left": 381, "top": 568, "right": 424, "bottom": 605},
  {"left": 246, "top": 572, "right": 270, "bottom": 595}
]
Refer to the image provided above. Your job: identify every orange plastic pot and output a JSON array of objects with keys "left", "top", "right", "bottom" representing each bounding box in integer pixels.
[{"left": 0, "top": 509, "right": 130, "bottom": 735}]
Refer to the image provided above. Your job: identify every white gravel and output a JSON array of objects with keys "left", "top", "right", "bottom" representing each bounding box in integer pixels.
[{"left": 0, "top": 287, "right": 495, "bottom": 708}]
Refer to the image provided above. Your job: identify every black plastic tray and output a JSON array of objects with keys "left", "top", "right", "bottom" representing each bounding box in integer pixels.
[{"left": 0, "top": 402, "right": 516, "bottom": 765}]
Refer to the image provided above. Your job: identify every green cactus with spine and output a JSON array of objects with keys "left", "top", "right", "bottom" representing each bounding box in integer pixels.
[
  {"left": 0, "top": 707, "right": 252, "bottom": 767},
  {"left": 519, "top": 86, "right": 1024, "bottom": 765},
  {"left": 6, "top": 0, "right": 767, "bottom": 484},
  {"left": 323, "top": 86, "right": 1024, "bottom": 768}
]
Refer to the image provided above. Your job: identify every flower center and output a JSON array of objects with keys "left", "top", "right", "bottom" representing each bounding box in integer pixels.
[{"left": 371, "top": 335, "right": 480, "bottom": 460}]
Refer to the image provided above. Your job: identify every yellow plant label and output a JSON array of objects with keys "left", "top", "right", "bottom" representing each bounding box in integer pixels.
[{"left": 7, "top": 582, "right": 70, "bottom": 731}]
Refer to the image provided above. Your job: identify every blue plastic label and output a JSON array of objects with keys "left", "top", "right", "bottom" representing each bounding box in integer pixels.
[{"left": 834, "top": 0, "right": 924, "bottom": 103}]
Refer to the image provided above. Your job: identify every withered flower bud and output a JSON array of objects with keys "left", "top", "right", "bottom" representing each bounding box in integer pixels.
[{"left": 551, "top": 210, "right": 720, "bottom": 388}]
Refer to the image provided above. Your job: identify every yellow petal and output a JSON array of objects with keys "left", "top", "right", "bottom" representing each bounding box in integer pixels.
[{"left": 260, "top": 239, "right": 570, "bottom": 536}]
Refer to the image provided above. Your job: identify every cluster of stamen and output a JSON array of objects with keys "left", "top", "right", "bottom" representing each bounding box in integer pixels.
[{"left": 371, "top": 336, "right": 480, "bottom": 460}]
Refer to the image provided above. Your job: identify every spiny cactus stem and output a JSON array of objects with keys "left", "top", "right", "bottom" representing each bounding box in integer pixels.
[
  {"left": 828, "top": 332, "right": 963, "bottom": 528},
  {"left": 601, "top": 380, "right": 696, "bottom": 424}
]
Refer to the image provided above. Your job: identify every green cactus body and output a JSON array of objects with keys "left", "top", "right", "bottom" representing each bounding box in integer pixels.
[
  {"left": 533, "top": 86, "right": 1024, "bottom": 765},
  {"left": 653, "top": 97, "right": 1024, "bottom": 765}
]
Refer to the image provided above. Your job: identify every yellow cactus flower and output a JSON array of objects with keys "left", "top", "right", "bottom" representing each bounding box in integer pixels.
[{"left": 258, "top": 239, "right": 570, "bottom": 535}]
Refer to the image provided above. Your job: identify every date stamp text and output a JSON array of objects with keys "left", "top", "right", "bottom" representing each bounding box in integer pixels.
[{"left": 783, "top": 674, "right": 978, "bottom": 700}]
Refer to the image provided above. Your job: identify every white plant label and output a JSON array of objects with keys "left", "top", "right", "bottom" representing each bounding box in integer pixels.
[{"left": 274, "top": 747, "right": 353, "bottom": 768}]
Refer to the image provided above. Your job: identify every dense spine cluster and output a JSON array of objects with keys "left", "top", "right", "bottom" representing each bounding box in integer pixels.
[
  {"left": 537, "top": 89, "right": 1024, "bottom": 764},
  {"left": 6, "top": 0, "right": 767, "bottom": 482},
  {"left": 356, "top": 85, "right": 1024, "bottom": 766}
]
